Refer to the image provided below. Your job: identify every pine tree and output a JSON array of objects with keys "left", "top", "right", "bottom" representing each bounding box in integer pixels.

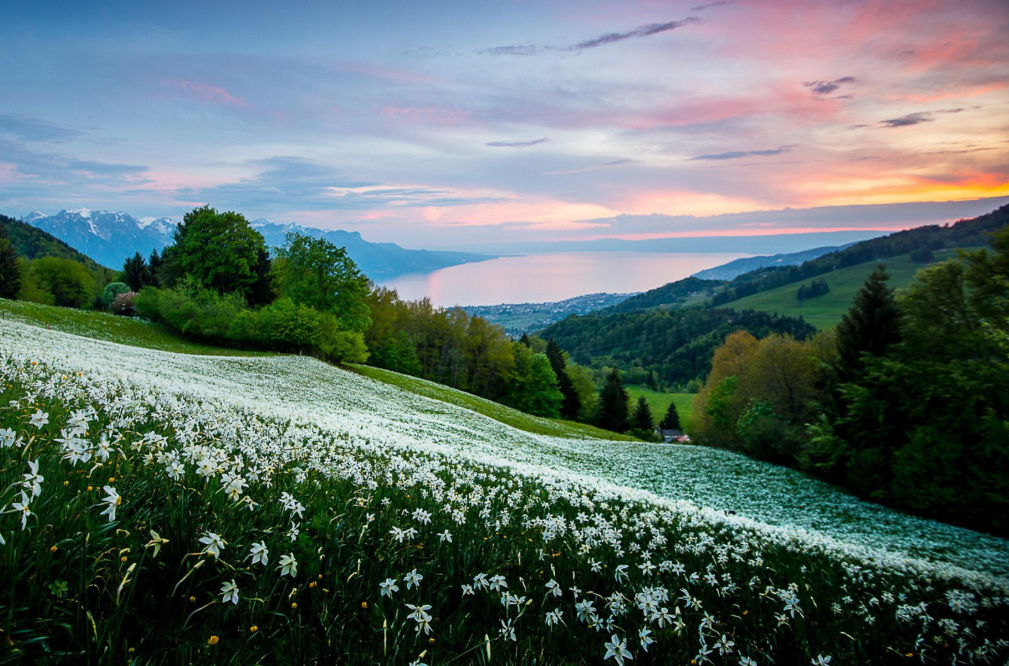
[
  {"left": 148, "top": 249, "right": 163, "bottom": 287},
  {"left": 122, "top": 252, "right": 149, "bottom": 291},
  {"left": 546, "top": 338, "right": 582, "bottom": 421},
  {"left": 631, "top": 396, "right": 654, "bottom": 431},
  {"left": 834, "top": 265, "right": 902, "bottom": 382},
  {"left": 660, "top": 401, "right": 681, "bottom": 430},
  {"left": 0, "top": 234, "right": 21, "bottom": 299},
  {"left": 597, "top": 369, "right": 629, "bottom": 433}
]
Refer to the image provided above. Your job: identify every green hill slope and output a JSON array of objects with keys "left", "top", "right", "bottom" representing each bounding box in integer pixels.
[
  {"left": 0, "top": 213, "right": 109, "bottom": 270},
  {"left": 725, "top": 248, "right": 967, "bottom": 330}
]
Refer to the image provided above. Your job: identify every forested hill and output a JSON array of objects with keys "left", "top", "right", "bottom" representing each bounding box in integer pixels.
[
  {"left": 607, "top": 203, "right": 1009, "bottom": 314},
  {"left": 602, "top": 276, "right": 722, "bottom": 313},
  {"left": 0, "top": 214, "right": 108, "bottom": 270},
  {"left": 539, "top": 307, "right": 816, "bottom": 387},
  {"left": 710, "top": 203, "right": 1009, "bottom": 307}
]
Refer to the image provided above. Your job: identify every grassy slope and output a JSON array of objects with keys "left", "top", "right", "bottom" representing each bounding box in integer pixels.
[
  {"left": 0, "top": 297, "right": 624, "bottom": 440},
  {"left": 352, "top": 363, "right": 638, "bottom": 441},
  {"left": 0, "top": 298, "right": 272, "bottom": 356},
  {"left": 625, "top": 384, "right": 694, "bottom": 431},
  {"left": 725, "top": 248, "right": 967, "bottom": 330}
]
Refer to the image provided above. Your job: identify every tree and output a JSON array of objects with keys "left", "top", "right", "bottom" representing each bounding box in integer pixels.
[
  {"left": 631, "top": 396, "right": 654, "bottom": 431},
  {"left": 546, "top": 338, "right": 582, "bottom": 421},
  {"left": 101, "top": 282, "right": 130, "bottom": 308},
  {"left": 660, "top": 401, "right": 681, "bottom": 430},
  {"left": 0, "top": 232, "right": 21, "bottom": 299},
  {"left": 275, "top": 232, "right": 370, "bottom": 332},
  {"left": 28, "top": 257, "right": 94, "bottom": 308},
  {"left": 164, "top": 206, "right": 271, "bottom": 301},
  {"left": 148, "top": 249, "right": 163, "bottom": 287},
  {"left": 597, "top": 370, "right": 629, "bottom": 433},
  {"left": 122, "top": 252, "right": 150, "bottom": 292},
  {"left": 834, "top": 265, "right": 901, "bottom": 383},
  {"left": 503, "top": 344, "right": 562, "bottom": 418}
]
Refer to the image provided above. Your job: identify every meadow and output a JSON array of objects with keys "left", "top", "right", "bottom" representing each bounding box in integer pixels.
[
  {"left": 623, "top": 385, "right": 694, "bottom": 432},
  {"left": 724, "top": 250, "right": 968, "bottom": 331},
  {"left": 1, "top": 318, "right": 1007, "bottom": 664}
]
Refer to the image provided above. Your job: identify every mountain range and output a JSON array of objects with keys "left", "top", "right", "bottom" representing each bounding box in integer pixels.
[{"left": 21, "top": 209, "right": 491, "bottom": 280}]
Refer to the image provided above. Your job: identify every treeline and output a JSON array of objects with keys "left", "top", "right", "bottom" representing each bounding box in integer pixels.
[
  {"left": 0, "top": 215, "right": 116, "bottom": 307},
  {"left": 602, "top": 276, "right": 723, "bottom": 313},
  {"left": 709, "top": 204, "right": 1009, "bottom": 307},
  {"left": 796, "top": 279, "right": 829, "bottom": 301},
  {"left": 692, "top": 229, "right": 1009, "bottom": 536},
  {"left": 541, "top": 306, "right": 817, "bottom": 388}
]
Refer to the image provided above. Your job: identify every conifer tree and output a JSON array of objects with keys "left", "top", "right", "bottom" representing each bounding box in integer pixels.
[
  {"left": 834, "top": 265, "right": 901, "bottom": 382},
  {"left": 0, "top": 233, "right": 21, "bottom": 299},
  {"left": 546, "top": 338, "right": 582, "bottom": 421},
  {"left": 597, "top": 369, "right": 629, "bottom": 433},
  {"left": 631, "top": 396, "right": 654, "bottom": 431},
  {"left": 660, "top": 401, "right": 681, "bottom": 430},
  {"left": 122, "top": 252, "right": 149, "bottom": 292}
]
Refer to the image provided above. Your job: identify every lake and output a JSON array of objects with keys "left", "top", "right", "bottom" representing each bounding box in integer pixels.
[{"left": 380, "top": 252, "right": 752, "bottom": 307}]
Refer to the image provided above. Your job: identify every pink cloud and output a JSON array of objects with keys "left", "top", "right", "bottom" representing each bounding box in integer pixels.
[{"left": 160, "top": 78, "right": 251, "bottom": 109}]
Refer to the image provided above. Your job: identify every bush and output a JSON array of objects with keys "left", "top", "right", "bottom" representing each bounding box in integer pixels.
[
  {"left": 109, "top": 291, "right": 138, "bottom": 316},
  {"left": 101, "top": 281, "right": 131, "bottom": 307},
  {"left": 28, "top": 257, "right": 94, "bottom": 308}
]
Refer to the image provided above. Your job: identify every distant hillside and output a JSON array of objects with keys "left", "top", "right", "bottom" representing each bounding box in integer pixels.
[
  {"left": 0, "top": 214, "right": 108, "bottom": 270},
  {"left": 602, "top": 276, "right": 722, "bottom": 313},
  {"left": 692, "top": 245, "right": 848, "bottom": 280},
  {"left": 22, "top": 209, "right": 492, "bottom": 280},
  {"left": 725, "top": 248, "right": 971, "bottom": 330},
  {"left": 709, "top": 203, "right": 1009, "bottom": 307},
  {"left": 539, "top": 307, "right": 816, "bottom": 386},
  {"left": 250, "top": 221, "right": 491, "bottom": 280}
]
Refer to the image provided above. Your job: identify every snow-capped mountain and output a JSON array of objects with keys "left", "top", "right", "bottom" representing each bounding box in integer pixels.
[
  {"left": 22, "top": 210, "right": 489, "bottom": 279},
  {"left": 27, "top": 209, "right": 176, "bottom": 268}
]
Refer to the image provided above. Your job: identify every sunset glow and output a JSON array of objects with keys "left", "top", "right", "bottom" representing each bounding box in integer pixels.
[{"left": 1, "top": 0, "right": 1007, "bottom": 248}]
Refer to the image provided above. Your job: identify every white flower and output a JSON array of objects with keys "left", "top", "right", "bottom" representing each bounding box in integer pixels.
[
  {"left": 545, "top": 608, "right": 564, "bottom": 627},
  {"left": 437, "top": 530, "right": 452, "bottom": 543},
  {"left": 220, "top": 579, "right": 239, "bottom": 604},
  {"left": 10, "top": 491, "right": 31, "bottom": 530},
  {"left": 403, "top": 569, "right": 423, "bottom": 590},
  {"left": 603, "top": 634, "right": 633, "bottom": 666},
  {"left": 249, "top": 541, "right": 269, "bottom": 566},
  {"left": 739, "top": 657, "right": 758, "bottom": 666},
  {"left": 0, "top": 427, "right": 18, "bottom": 448},
  {"left": 638, "top": 627, "right": 654, "bottom": 652},
  {"left": 546, "top": 579, "right": 562, "bottom": 597},
  {"left": 812, "top": 657, "right": 831, "bottom": 666},
  {"left": 614, "top": 564, "right": 630, "bottom": 583},
  {"left": 29, "top": 409, "right": 49, "bottom": 429},
  {"left": 389, "top": 526, "right": 407, "bottom": 543},
  {"left": 100, "top": 486, "right": 121, "bottom": 522},
  {"left": 145, "top": 530, "right": 169, "bottom": 558},
  {"left": 279, "top": 553, "right": 298, "bottom": 577},
  {"left": 380, "top": 578, "right": 399, "bottom": 598},
  {"left": 167, "top": 461, "right": 185, "bottom": 481},
  {"left": 199, "top": 532, "right": 227, "bottom": 559},
  {"left": 499, "top": 619, "right": 516, "bottom": 642},
  {"left": 460, "top": 584, "right": 474, "bottom": 596},
  {"left": 22, "top": 459, "right": 43, "bottom": 498}
]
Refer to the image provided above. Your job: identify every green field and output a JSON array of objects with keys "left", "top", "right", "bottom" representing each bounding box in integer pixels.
[
  {"left": 625, "top": 384, "right": 694, "bottom": 431},
  {"left": 725, "top": 248, "right": 969, "bottom": 330}
]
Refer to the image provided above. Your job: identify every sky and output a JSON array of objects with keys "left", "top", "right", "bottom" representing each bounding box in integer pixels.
[{"left": 1, "top": 0, "right": 1008, "bottom": 249}]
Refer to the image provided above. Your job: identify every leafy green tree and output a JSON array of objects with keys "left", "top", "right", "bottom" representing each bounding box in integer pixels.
[
  {"left": 834, "top": 265, "right": 901, "bottom": 383},
  {"left": 0, "top": 232, "right": 21, "bottom": 299},
  {"left": 503, "top": 344, "right": 562, "bottom": 418},
  {"left": 101, "top": 282, "right": 130, "bottom": 308},
  {"left": 631, "top": 396, "right": 654, "bottom": 431},
  {"left": 275, "top": 232, "right": 370, "bottom": 332},
  {"left": 597, "top": 370, "right": 629, "bottom": 433},
  {"left": 164, "top": 206, "right": 271, "bottom": 301},
  {"left": 28, "top": 257, "right": 94, "bottom": 308},
  {"left": 660, "top": 401, "right": 681, "bottom": 430}
]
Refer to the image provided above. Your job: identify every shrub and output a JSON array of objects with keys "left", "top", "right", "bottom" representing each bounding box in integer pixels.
[
  {"left": 101, "top": 281, "right": 131, "bottom": 307},
  {"left": 110, "top": 291, "right": 138, "bottom": 316}
]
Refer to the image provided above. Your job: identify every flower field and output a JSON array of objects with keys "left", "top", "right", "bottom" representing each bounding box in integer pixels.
[{"left": 1, "top": 318, "right": 1007, "bottom": 664}]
